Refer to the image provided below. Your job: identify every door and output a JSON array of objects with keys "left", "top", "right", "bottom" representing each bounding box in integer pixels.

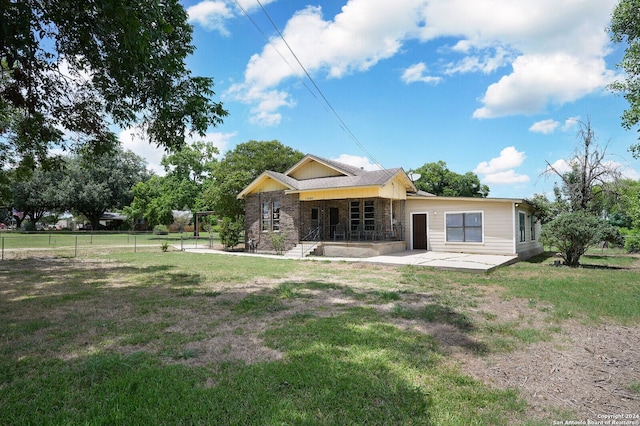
[
  {"left": 412, "top": 213, "right": 427, "bottom": 250},
  {"left": 329, "top": 207, "right": 339, "bottom": 238}
]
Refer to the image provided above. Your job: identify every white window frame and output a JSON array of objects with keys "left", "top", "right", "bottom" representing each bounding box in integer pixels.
[
  {"left": 530, "top": 215, "right": 536, "bottom": 241},
  {"left": 445, "top": 211, "right": 484, "bottom": 243},
  {"left": 518, "top": 211, "right": 526, "bottom": 243}
]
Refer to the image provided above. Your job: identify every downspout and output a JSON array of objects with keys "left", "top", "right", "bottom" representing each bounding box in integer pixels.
[{"left": 512, "top": 202, "right": 517, "bottom": 255}]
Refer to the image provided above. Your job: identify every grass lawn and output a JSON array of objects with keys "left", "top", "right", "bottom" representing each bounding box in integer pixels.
[{"left": 0, "top": 248, "right": 638, "bottom": 425}]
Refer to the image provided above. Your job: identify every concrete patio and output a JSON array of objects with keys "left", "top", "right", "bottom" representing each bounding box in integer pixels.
[{"left": 178, "top": 245, "right": 517, "bottom": 273}]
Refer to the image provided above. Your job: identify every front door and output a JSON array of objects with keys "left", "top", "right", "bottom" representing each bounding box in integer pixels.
[
  {"left": 412, "top": 213, "right": 427, "bottom": 250},
  {"left": 329, "top": 207, "right": 339, "bottom": 238}
]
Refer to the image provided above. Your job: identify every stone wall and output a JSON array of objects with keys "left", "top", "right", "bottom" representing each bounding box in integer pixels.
[{"left": 244, "top": 191, "right": 300, "bottom": 253}]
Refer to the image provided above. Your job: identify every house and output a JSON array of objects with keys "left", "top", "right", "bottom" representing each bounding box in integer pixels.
[{"left": 237, "top": 154, "right": 543, "bottom": 260}]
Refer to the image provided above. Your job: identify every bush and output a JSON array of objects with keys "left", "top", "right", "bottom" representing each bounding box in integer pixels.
[
  {"left": 624, "top": 231, "right": 640, "bottom": 253},
  {"left": 540, "top": 211, "right": 618, "bottom": 267},
  {"left": 153, "top": 225, "right": 169, "bottom": 235},
  {"left": 269, "top": 231, "right": 287, "bottom": 255},
  {"left": 219, "top": 217, "right": 243, "bottom": 250},
  {"left": 160, "top": 241, "right": 169, "bottom": 252}
]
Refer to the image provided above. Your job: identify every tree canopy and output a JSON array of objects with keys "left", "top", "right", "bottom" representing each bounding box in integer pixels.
[
  {"left": 409, "top": 161, "right": 489, "bottom": 197},
  {"left": 58, "top": 147, "right": 148, "bottom": 230},
  {"left": 1, "top": 0, "right": 227, "bottom": 170},
  {"left": 202, "top": 140, "right": 305, "bottom": 218},
  {"left": 540, "top": 119, "right": 622, "bottom": 266},
  {"left": 610, "top": 0, "right": 640, "bottom": 157}
]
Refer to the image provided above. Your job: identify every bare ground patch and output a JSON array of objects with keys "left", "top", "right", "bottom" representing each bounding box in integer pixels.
[{"left": 2, "top": 257, "right": 638, "bottom": 422}]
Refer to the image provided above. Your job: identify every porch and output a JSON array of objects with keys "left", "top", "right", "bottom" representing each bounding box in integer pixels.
[{"left": 299, "top": 198, "right": 406, "bottom": 243}]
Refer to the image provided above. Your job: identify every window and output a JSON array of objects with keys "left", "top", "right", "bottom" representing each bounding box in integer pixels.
[
  {"left": 519, "top": 212, "right": 526, "bottom": 242},
  {"left": 364, "top": 200, "right": 375, "bottom": 230},
  {"left": 262, "top": 201, "right": 281, "bottom": 232},
  {"left": 261, "top": 201, "right": 270, "bottom": 231},
  {"left": 349, "top": 201, "right": 360, "bottom": 231},
  {"left": 272, "top": 201, "right": 281, "bottom": 231},
  {"left": 530, "top": 215, "right": 536, "bottom": 241},
  {"left": 446, "top": 212, "right": 482, "bottom": 242}
]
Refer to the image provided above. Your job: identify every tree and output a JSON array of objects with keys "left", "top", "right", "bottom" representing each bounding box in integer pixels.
[
  {"left": 541, "top": 119, "right": 621, "bottom": 266},
  {"left": 544, "top": 119, "right": 621, "bottom": 214},
  {"left": 610, "top": 0, "right": 640, "bottom": 157},
  {"left": 12, "top": 166, "right": 65, "bottom": 225},
  {"left": 540, "top": 211, "right": 618, "bottom": 267},
  {"left": 409, "top": 161, "right": 489, "bottom": 197},
  {"left": 59, "top": 147, "right": 148, "bottom": 230},
  {"left": 1, "top": 0, "right": 227, "bottom": 169},
  {"left": 125, "top": 141, "right": 219, "bottom": 228},
  {"left": 202, "top": 141, "right": 304, "bottom": 218}
]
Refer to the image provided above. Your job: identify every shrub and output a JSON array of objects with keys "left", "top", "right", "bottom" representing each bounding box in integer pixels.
[
  {"left": 219, "top": 217, "right": 243, "bottom": 250},
  {"left": 624, "top": 231, "right": 640, "bottom": 253},
  {"left": 153, "top": 225, "right": 169, "bottom": 235},
  {"left": 540, "top": 211, "right": 618, "bottom": 267},
  {"left": 269, "top": 231, "right": 287, "bottom": 255},
  {"left": 160, "top": 241, "right": 169, "bottom": 252}
]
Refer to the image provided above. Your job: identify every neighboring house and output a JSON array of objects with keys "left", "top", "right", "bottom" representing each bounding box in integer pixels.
[{"left": 237, "top": 154, "right": 542, "bottom": 260}]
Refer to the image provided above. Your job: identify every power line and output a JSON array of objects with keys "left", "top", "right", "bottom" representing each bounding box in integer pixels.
[{"left": 236, "top": 0, "right": 385, "bottom": 171}]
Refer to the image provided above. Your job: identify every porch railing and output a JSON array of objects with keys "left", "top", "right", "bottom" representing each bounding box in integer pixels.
[{"left": 299, "top": 222, "right": 404, "bottom": 242}]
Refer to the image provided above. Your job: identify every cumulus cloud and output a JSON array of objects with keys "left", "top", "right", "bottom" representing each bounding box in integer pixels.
[
  {"left": 530, "top": 119, "right": 560, "bottom": 134},
  {"left": 187, "top": 1, "right": 233, "bottom": 35},
  {"left": 118, "top": 127, "right": 235, "bottom": 175},
  {"left": 474, "top": 146, "right": 530, "bottom": 185},
  {"left": 332, "top": 154, "right": 380, "bottom": 171},
  {"left": 224, "top": 0, "right": 619, "bottom": 125},
  {"left": 401, "top": 63, "right": 442, "bottom": 84}
]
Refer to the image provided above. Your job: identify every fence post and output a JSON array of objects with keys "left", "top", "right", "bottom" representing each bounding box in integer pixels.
[
  {"left": 75, "top": 236, "right": 78, "bottom": 258},
  {"left": 1, "top": 237, "right": 4, "bottom": 261},
  {"left": 134, "top": 235, "right": 137, "bottom": 253},
  {"left": 181, "top": 235, "right": 184, "bottom": 251}
]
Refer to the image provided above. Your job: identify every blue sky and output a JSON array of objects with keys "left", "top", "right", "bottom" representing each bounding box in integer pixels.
[{"left": 119, "top": 0, "right": 640, "bottom": 199}]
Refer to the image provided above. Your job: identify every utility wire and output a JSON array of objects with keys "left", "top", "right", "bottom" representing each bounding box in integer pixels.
[{"left": 237, "top": 0, "right": 386, "bottom": 171}]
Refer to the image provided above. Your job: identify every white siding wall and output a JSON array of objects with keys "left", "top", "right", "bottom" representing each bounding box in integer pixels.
[{"left": 405, "top": 199, "right": 517, "bottom": 255}]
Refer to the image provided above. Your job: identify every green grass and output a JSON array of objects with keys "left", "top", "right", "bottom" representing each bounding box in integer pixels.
[
  {"left": 494, "top": 252, "right": 640, "bottom": 324},
  {"left": 0, "top": 248, "right": 637, "bottom": 424}
]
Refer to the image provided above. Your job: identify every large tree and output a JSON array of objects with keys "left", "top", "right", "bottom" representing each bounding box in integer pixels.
[
  {"left": 125, "top": 141, "right": 219, "bottom": 227},
  {"left": 1, "top": 0, "right": 227, "bottom": 169},
  {"left": 202, "top": 140, "right": 305, "bottom": 218},
  {"left": 610, "top": 0, "right": 640, "bottom": 157},
  {"left": 59, "top": 147, "right": 148, "bottom": 230},
  {"left": 541, "top": 119, "right": 621, "bottom": 266},
  {"left": 409, "top": 161, "right": 489, "bottom": 197}
]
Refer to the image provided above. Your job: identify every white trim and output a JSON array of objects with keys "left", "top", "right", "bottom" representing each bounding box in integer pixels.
[
  {"left": 517, "top": 210, "right": 526, "bottom": 244},
  {"left": 444, "top": 210, "right": 484, "bottom": 244},
  {"left": 410, "top": 211, "right": 429, "bottom": 250}
]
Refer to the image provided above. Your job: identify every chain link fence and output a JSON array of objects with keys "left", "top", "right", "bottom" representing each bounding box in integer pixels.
[{"left": 0, "top": 233, "right": 219, "bottom": 260}]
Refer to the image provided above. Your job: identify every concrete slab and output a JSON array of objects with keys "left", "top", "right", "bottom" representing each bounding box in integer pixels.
[{"left": 178, "top": 245, "right": 516, "bottom": 272}]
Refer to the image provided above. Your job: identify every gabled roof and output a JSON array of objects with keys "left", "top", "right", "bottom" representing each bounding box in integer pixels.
[
  {"left": 285, "top": 154, "right": 366, "bottom": 177},
  {"left": 237, "top": 154, "right": 417, "bottom": 199}
]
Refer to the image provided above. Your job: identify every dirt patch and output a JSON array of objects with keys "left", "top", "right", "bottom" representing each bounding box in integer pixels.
[{"left": 2, "top": 257, "right": 639, "bottom": 422}]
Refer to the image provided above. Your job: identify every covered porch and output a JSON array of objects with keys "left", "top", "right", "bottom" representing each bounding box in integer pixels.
[{"left": 298, "top": 197, "right": 406, "bottom": 243}]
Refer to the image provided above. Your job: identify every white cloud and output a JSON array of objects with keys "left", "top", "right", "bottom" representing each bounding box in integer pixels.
[
  {"left": 401, "top": 63, "right": 442, "bottom": 84},
  {"left": 474, "top": 146, "right": 525, "bottom": 174},
  {"left": 473, "top": 53, "right": 617, "bottom": 118},
  {"left": 480, "top": 170, "right": 530, "bottom": 185},
  {"left": 332, "top": 154, "right": 380, "bottom": 171},
  {"left": 118, "top": 127, "right": 235, "bottom": 175},
  {"left": 229, "top": 0, "right": 619, "bottom": 125},
  {"left": 187, "top": 1, "right": 233, "bottom": 35},
  {"left": 474, "top": 146, "right": 529, "bottom": 185},
  {"left": 230, "top": 0, "right": 616, "bottom": 123},
  {"left": 529, "top": 119, "right": 559, "bottom": 134}
]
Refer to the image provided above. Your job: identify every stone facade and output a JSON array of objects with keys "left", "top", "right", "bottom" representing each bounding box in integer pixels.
[{"left": 244, "top": 191, "right": 300, "bottom": 253}]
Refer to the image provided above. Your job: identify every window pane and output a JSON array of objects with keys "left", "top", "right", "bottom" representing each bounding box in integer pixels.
[
  {"left": 446, "top": 213, "right": 463, "bottom": 227},
  {"left": 465, "top": 227, "right": 482, "bottom": 242},
  {"left": 447, "top": 227, "right": 464, "bottom": 242},
  {"left": 465, "top": 213, "right": 482, "bottom": 226},
  {"left": 272, "top": 202, "right": 280, "bottom": 231}
]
